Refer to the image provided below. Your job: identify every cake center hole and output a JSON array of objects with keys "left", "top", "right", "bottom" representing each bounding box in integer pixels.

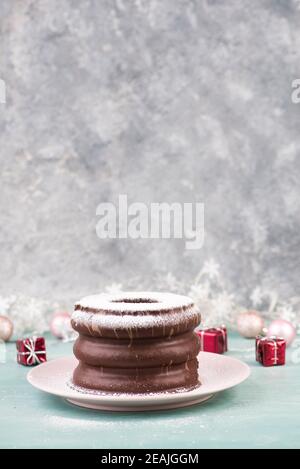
[{"left": 112, "top": 298, "right": 159, "bottom": 304}]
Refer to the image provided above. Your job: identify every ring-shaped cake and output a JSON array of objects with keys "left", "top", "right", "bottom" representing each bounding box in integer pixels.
[{"left": 71, "top": 292, "right": 201, "bottom": 393}]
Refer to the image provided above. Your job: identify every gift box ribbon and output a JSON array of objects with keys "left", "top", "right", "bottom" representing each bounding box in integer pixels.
[
  {"left": 257, "top": 336, "right": 279, "bottom": 364},
  {"left": 18, "top": 337, "right": 45, "bottom": 365},
  {"left": 199, "top": 327, "right": 226, "bottom": 349}
]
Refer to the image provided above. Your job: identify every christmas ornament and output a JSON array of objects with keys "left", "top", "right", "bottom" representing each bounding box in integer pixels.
[
  {"left": 50, "top": 312, "right": 72, "bottom": 339},
  {"left": 256, "top": 336, "right": 286, "bottom": 367},
  {"left": 197, "top": 326, "right": 228, "bottom": 354},
  {"left": 16, "top": 336, "right": 47, "bottom": 366},
  {"left": 0, "top": 315, "right": 13, "bottom": 342},
  {"left": 267, "top": 319, "right": 296, "bottom": 347},
  {"left": 237, "top": 311, "right": 264, "bottom": 338}
]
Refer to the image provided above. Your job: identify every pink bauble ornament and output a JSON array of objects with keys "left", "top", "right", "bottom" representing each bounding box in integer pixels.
[
  {"left": 237, "top": 310, "right": 264, "bottom": 338},
  {"left": 0, "top": 315, "right": 14, "bottom": 342},
  {"left": 267, "top": 319, "right": 296, "bottom": 347},
  {"left": 50, "top": 312, "right": 71, "bottom": 339}
]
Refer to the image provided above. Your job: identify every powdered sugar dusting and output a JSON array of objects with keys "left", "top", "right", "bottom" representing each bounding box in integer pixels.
[
  {"left": 75, "top": 291, "right": 193, "bottom": 313},
  {"left": 67, "top": 379, "right": 200, "bottom": 396},
  {"left": 72, "top": 306, "right": 199, "bottom": 330}
]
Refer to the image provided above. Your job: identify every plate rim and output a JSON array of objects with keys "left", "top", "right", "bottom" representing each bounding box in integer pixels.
[{"left": 27, "top": 352, "right": 250, "bottom": 405}]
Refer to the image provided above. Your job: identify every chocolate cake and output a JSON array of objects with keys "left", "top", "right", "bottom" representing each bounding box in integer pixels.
[{"left": 71, "top": 292, "right": 201, "bottom": 393}]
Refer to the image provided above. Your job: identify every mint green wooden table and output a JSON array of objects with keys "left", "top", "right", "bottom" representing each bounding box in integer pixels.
[{"left": 0, "top": 333, "right": 299, "bottom": 449}]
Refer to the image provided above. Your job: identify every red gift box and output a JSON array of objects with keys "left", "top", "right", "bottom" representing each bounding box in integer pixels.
[
  {"left": 256, "top": 336, "right": 286, "bottom": 367},
  {"left": 197, "top": 326, "right": 228, "bottom": 354},
  {"left": 16, "top": 337, "right": 47, "bottom": 366}
]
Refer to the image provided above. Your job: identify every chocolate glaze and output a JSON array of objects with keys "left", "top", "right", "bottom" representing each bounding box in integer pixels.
[
  {"left": 74, "top": 331, "right": 200, "bottom": 368},
  {"left": 71, "top": 314, "right": 200, "bottom": 339},
  {"left": 73, "top": 359, "right": 199, "bottom": 393}
]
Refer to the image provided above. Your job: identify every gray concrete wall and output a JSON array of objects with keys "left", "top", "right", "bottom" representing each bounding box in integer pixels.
[{"left": 1, "top": 0, "right": 300, "bottom": 305}]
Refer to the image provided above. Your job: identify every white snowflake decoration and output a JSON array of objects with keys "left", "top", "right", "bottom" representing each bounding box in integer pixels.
[
  {"left": 1, "top": 257, "right": 298, "bottom": 340},
  {"left": 163, "top": 272, "right": 181, "bottom": 292},
  {"left": 188, "top": 259, "right": 239, "bottom": 328},
  {"left": 188, "top": 281, "right": 210, "bottom": 303},
  {"left": 250, "top": 287, "right": 264, "bottom": 307},
  {"left": 276, "top": 304, "right": 297, "bottom": 324},
  {"left": 105, "top": 283, "right": 123, "bottom": 294},
  {"left": 199, "top": 259, "right": 220, "bottom": 280},
  {"left": 4, "top": 295, "right": 53, "bottom": 338},
  {"left": 250, "top": 286, "right": 299, "bottom": 327}
]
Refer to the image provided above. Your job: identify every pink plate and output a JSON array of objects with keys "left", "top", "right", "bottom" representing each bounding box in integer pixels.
[{"left": 27, "top": 353, "right": 250, "bottom": 412}]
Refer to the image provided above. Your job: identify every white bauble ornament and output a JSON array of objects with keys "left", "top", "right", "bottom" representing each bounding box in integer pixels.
[
  {"left": 237, "top": 310, "right": 264, "bottom": 338},
  {"left": 267, "top": 319, "right": 296, "bottom": 347},
  {"left": 0, "top": 315, "right": 14, "bottom": 342},
  {"left": 50, "top": 312, "right": 71, "bottom": 339}
]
